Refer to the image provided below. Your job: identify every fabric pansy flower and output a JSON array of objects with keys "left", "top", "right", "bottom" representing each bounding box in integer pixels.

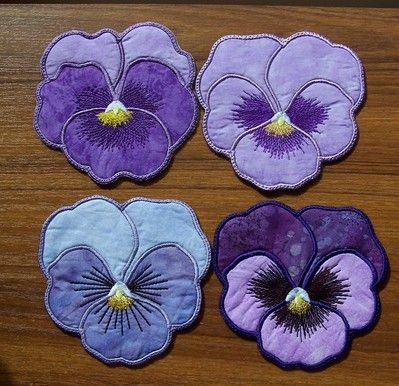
[
  {"left": 196, "top": 32, "right": 365, "bottom": 190},
  {"left": 34, "top": 23, "right": 197, "bottom": 184},
  {"left": 213, "top": 201, "right": 387, "bottom": 369},
  {"left": 39, "top": 196, "right": 210, "bottom": 365}
]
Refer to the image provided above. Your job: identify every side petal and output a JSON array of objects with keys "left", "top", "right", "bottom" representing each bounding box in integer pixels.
[
  {"left": 35, "top": 65, "right": 112, "bottom": 146},
  {"left": 126, "top": 245, "right": 199, "bottom": 327},
  {"left": 119, "top": 61, "right": 197, "bottom": 146},
  {"left": 123, "top": 198, "right": 210, "bottom": 278},
  {"left": 204, "top": 75, "right": 274, "bottom": 153},
  {"left": 305, "top": 252, "right": 378, "bottom": 331},
  {"left": 214, "top": 201, "right": 316, "bottom": 285},
  {"left": 231, "top": 127, "right": 321, "bottom": 190},
  {"left": 46, "top": 248, "right": 115, "bottom": 332},
  {"left": 222, "top": 254, "right": 292, "bottom": 335},
  {"left": 287, "top": 81, "right": 356, "bottom": 159},
  {"left": 267, "top": 33, "right": 364, "bottom": 110},
  {"left": 62, "top": 109, "right": 171, "bottom": 183},
  {"left": 80, "top": 298, "right": 170, "bottom": 365},
  {"left": 42, "top": 30, "right": 121, "bottom": 85},
  {"left": 39, "top": 197, "right": 137, "bottom": 280},
  {"left": 197, "top": 34, "right": 281, "bottom": 106},
  {"left": 259, "top": 303, "right": 348, "bottom": 368},
  {"left": 121, "top": 23, "right": 195, "bottom": 86},
  {"left": 299, "top": 206, "right": 388, "bottom": 284}
]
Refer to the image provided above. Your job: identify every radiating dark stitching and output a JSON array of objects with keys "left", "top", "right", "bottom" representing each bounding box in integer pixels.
[
  {"left": 104, "top": 308, "right": 115, "bottom": 333},
  {"left": 129, "top": 305, "right": 143, "bottom": 332},
  {"left": 132, "top": 303, "right": 151, "bottom": 326},
  {"left": 92, "top": 266, "right": 113, "bottom": 283},
  {"left": 125, "top": 308, "right": 131, "bottom": 330},
  {"left": 135, "top": 300, "right": 153, "bottom": 314}
]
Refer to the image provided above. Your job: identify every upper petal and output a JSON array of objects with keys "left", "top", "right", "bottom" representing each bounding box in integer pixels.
[
  {"left": 122, "top": 198, "right": 210, "bottom": 278},
  {"left": 121, "top": 23, "right": 195, "bottom": 86},
  {"left": 305, "top": 252, "right": 378, "bottom": 331},
  {"left": 126, "top": 245, "right": 200, "bottom": 327},
  {"left": 222, "top": 253, "right": 292, "bottom": 335},
  {"left": 214, "top": 201, "right": 316, "bottom": 285},
  {"left": 35, "top": 65, "right": 112, "bottom": 146},
  {"left": 231, "top": 126, "right": 321, "bottom": 190},
  {"left": 42, "top": 30, "right": 121, "bottom": 85},
  {"left": 80, "top": 297, "right": 170, "bottom": 365},
  {"left": 259, "top": 303, "right": 348, "bottom": 369},
  {"left": 62, "top": 109, "right": 171, "bottom": 183},
  {"left": 267, "top": 33, "right": 364, "bottom": 110},
  {"left": 204, "top": 75, "right": 274, "bottom": 153},
  {"left": 39, "top": 197, "right": 137, "bottom": 280},
  {"left": 287, "top": 81, "right": 356, "bottom": 159},
  {"left": 299, "top": 206, "right": 388, "bottom": 284},
  {"left": 119, "top": 60, "right": 197, "bottom": 146},
  {"left": 46, "top": 247, "right": 115, "bottom": 332},
  {"left": 197, "top": 34, "right": 281, "bottom": 106}
]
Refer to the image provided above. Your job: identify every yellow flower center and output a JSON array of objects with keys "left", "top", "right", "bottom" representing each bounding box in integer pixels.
[
  {"left": 264, "top": 112, "right": 295, "bottom": 136},
  {"left": 97, "top": 101, "right": 132, "bottom": 128},
  {"left": 286, "top": 287, "right": 311, "bottom": 315},
  {"left": 107, "top": 289, "right": 133, "bottom": 310}
]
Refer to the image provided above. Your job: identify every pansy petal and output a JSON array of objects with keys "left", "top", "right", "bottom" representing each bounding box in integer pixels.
[
  {"left": 119, "top": 61, "right": 196, "bottom": 145},
  {"left": 43, "top": 30, "right": 121, "bottom": 84},
  {"left": 267, "top": 33, "right": 364, "bottom": 110},
  {"left": 80, "top": 298, "right": 170, "bottom": 365},
  {"left": 214, "top": 201, "right": 315, "bottom": 285},
  {"left": 197, "top": 35, "right": 281, "bottom": 106},
  {"left": 259, "top": 303, "right": 348, "bottom": 368},
  {"left": 123, "top": 199, "right": 210, "bottom": 278},
  {"left": 126, "top": 245, "right": 199, "bottom": 327},
  {"left": 306, "top": 252, "right": 377, "bottom": 331},
  {"left": 205, "top": 76, "right": 274, "bottom": 153},
  {"left": 121, "top": 23, "right": 194, "bottom": 85},
  {"left": 231, "top": 127, "right": 321, "bottom": 190},
  {"left": 63, "top": 109, "right": 171, "bottom": 183},
  {"left": 222, "top": 254, "right": 292, "bottom": 335},
  {"left": 46, "top": 248, "right": 115, "bottom": 332},
  {"left": 40, "top": 197, "right": 136, "bottom": 280},
  {"left": 287, "top": 81, "right": 356, "bottom": 159},
  {"left": 299, "top": 206, "right": 387, "bottom": 284},
  {"left": 36, "top": 65, "right": 112, "bottom": 146}
]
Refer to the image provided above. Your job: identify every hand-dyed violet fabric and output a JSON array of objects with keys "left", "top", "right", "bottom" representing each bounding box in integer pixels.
[
  {"left": 196, "top": 32, "right": 365, "bottom": 190},
  {"left": 214, "top": 201, "right": 387, "bottom": 369},
  {"left": 34, "top": 23, "right": 197, "bottom": 184},
  {"left": 39, "top": 196, "right": 210, "bottom": 366}
]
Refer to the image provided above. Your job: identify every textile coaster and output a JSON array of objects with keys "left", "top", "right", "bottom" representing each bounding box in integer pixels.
[
  {"left": 34, "top": 23, "right": 197, "bottom": 184},
  {"left": 196, "top": 32, "right": 365, "bottom": 191},
  {"left": 213, "top": 201, "right": 387, "bottom": 369},
  {"left": 38, "top": 196, "right": 210, "bottom": 365}
]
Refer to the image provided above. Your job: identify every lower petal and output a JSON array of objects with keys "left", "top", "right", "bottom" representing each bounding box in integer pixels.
[
  {"left": 47, "top": 248, "right": 114, "bottom": 331},
  {"left": 259, "top": 303, "right": 348, "bottom": 368},
  {"left": 80, "top": 298, "right": 170, "bottom": 364},
  {"left": 63, "top": 109, "right": 171, "bottom": 182},
  {"left": 231, "top": 128, "right": 320, "bottom": 189},
  {"left": 287, "top": 81, "right": 355, "bottom": 159},
  {"left": 126, "top": 245, "right": 199, "bottom": 327},
  {"left": 306, "top": 252, "right": 377, "bottom": 331}
]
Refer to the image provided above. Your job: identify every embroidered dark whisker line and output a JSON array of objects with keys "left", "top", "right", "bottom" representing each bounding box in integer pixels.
[
  {"left": 71, "top": 281, "right": 110, "bottom": 288},
  {"left": 134, "top": 272, "right": 162, "bottom": 288},
  {"left": 135, "top": 300, "right": 153, "bottom": 314},
  {"left": 136, "top": 285, "right": 169, "bottom": 291},
  {"left": 82, "top": 289, "right": 109, "bottom": 298},
  {"left": 104, "top": 308, "right": 115, "bottom": 334},
  {"left": 135, "top": 289, "right": 163, "bottom": 297},
  {"left": 136, "top": 277, "right": 168, "bottom": 288},
  {"left": 88, "top": 269, "right": 113, "bottom": 286},
  {"left": 81, "top": 273, "right": 109, "bottom": 286},
  {"left": 98, "top": 305, "right": 110, "bottom": 324},
  {"left": 92, "top": 266, "right": 114, "bottom": 283},
  {"left": 132, "top": 303, "right": 151, "bottom": 326},
  {"left": 124, "top": 308, "right": 131, "bottom": 330},
  {"left": 129, "top": 305, "right": 143, "bottom": 332},
  {"left": 80, "top": 293, "right": 107, "bottom": 308}
]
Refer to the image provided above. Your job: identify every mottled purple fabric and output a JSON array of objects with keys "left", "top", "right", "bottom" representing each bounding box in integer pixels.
[
  {"left": 215, "top": 201, "right": 387, "bottom": 369},
  {"left": 35, "top": 23, "right": 197, "bottom": 184},
  {"left": 197, "top": 32, "right": 364, "bottom": 190}
]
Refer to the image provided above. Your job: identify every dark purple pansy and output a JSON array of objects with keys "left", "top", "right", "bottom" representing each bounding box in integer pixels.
[
  {"left": 214, "top": 201, "right": 387, "bottom": 369},
  {"left": 34, "top": 23, "right": 197, "bottom": 184},
  {"left": 197, "top": 32, "right": 365, "bottom": 190}
]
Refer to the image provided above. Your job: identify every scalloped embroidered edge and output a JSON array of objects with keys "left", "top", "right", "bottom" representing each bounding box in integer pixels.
[
  {"left": 196, "top": 31, "right": 366, "bottom": 191},
  {"left": 213, "top": 201, "right": 388, "bottom": 370},
  {"left": 38, "top": 195, "right": 211, "bottom": 366},
  {"left": 33, "top": 22, "right": 198, "bottom": 185}
]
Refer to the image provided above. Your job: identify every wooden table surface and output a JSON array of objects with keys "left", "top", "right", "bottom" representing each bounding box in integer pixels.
[{"left": 0, "top": 4, "right": 398, "bottom": 385}]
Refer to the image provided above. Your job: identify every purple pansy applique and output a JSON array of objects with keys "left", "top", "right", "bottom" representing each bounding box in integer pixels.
[
  {"left": 39, "top": 196, "right": 210, "bottom": 365},
  {"left": 214, "top": 201, "right": 387, "bottom": 369},
  {"left": 196, "top": 32, "right": 365, "bottom": 190},
  {"left": 34, "top": 23, "right": 197, "bottom": 184}
]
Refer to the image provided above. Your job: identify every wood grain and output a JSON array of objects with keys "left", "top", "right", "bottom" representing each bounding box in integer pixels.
[{"left": 0, "top": 4, "right": 398, "bottom": 385}]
